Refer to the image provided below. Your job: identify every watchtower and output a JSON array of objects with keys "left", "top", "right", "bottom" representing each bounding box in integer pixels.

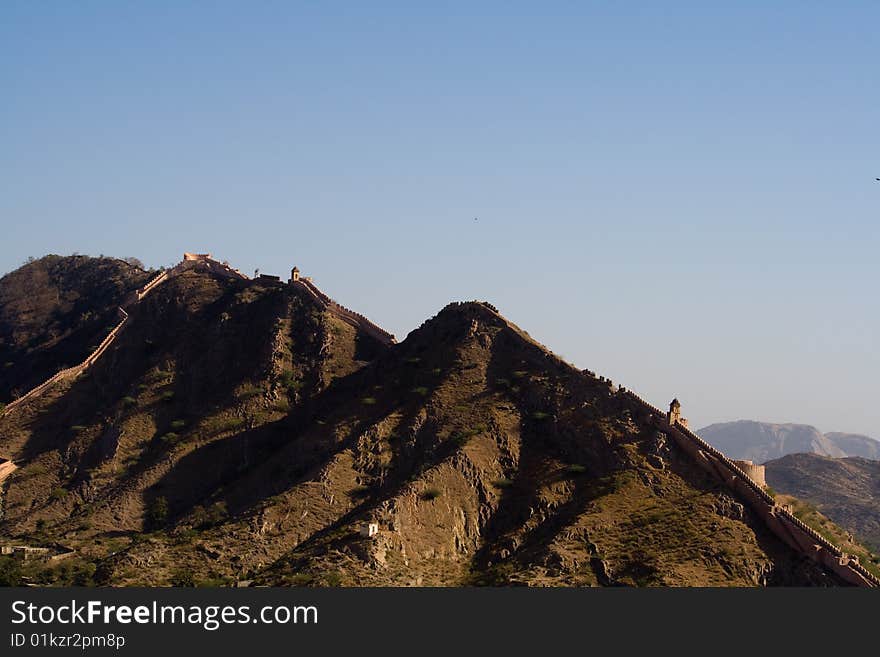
[
  {"left": 668, "top": 398, "right": 688, "bottom": 427},
  {"left": 290, "top": 266, "right": 301, "bottom": 283}
]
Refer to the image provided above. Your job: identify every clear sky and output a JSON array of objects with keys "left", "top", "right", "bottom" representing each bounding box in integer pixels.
[{"left": 2, "top": 2, "right": 878, "bottom": 436}]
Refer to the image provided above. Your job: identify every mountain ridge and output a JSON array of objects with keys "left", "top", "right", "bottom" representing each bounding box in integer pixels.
[
  {"left": 697, "top": 420, "right": 879, "bottom": 462},
  {"left": 1, "top": 253, "right": 877, "bottom": 587}
]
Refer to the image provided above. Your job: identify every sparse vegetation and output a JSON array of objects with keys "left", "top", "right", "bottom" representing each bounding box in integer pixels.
[
  {"left": 206, "top": 416, "right": 246, "bottom": 435},
  {"left": 1, "top": 256, "right": 872, "bottom": 589},
  {"left": 49, "top": 487, "right": 68, "bottom": 501},
  {"left": 0, "top": 557, "right": 23, "bottom": 586},
  {"left": 323, "top": 572, "right": 342, "bottom": 587},
  {"left": 289, "top": 573, "right": 315, "bottom": 586},
  {"left": 171, "top": 570, "right": 196, "bottom": 587},
  {"left": 146, "top": 496, "right": 169, "bottom": 528},
  {"left": 191, "top": 502, "right": 229, "bottom": 528},
  {"left": 450, "top": 425, "right": 487, "bottom": 446},
  {"left": 279, "top": 370, "right": 302, "bottom": 395},
  {"left": 238, "top": 383, "right": 262, "bottom": 400}
]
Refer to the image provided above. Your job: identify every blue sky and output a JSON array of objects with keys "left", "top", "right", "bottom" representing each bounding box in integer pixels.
[{"left": 2, "top": 2, "right": 878, "bottom": 435}]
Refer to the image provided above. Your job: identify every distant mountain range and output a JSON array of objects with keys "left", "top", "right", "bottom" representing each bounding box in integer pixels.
[{"left": 696, "top": 421, "right": 880, "bottom": 463}]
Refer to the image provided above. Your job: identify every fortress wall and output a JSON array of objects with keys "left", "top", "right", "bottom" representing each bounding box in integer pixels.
[
  {"left": 298, "top": 279, "right": 395, "bottom": 345},
  {"left": 733, "top": 460, "right": 766, "bottom": 488},
  {"left": 2, "top": 365, "right": 81, "bottom": 415},
  {"left": 0, "top": 460, "right": 16, "bottom": 483},
  {"left": 83, "top": 311, "right": 128, "bottom": 366},
  {"left": 173, "top": 256, "right": 248, "bottom": 282},
  {"left": 3, "top": 268, "right": 874, "bottom": 585},
  {"left": 1, "top": 313, "right": 129, "bottom": 416},
  {"left": 327, "top": 303, "right": 395, "bottom": 345},
  {"left": 136, "top": 271, "right": 169, "bottom": 299},
  {"left": 2, "top": 266, "right": 176, "bottom": 418},
  {"left": 294, "top": 279, "right": 326, "bottom": 306},
  {"left": 617, "top": 389, "right": 877, "bottom": 586},
  {"left": 299, "top": 279, "right": 332, "bottom": 306}
]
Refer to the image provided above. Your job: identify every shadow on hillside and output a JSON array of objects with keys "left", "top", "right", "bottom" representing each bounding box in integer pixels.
[
  {"left": 465, "top": 330, "right": 679, "bottom": 584},
  {"left": 146, "top": 324, "right": 477, "bottom": 540},
  {"left": 14, "top": 279, "right": 282, "bottom": 464},
  {"left": 145, "top": 343, "right": 431, "bottom": 523}
]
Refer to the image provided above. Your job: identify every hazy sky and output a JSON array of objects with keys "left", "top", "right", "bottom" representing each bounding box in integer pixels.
[{"left": 2, "top": 2, "right": 878, "bottom": 436}]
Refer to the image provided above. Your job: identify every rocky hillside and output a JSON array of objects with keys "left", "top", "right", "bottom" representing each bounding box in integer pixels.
[
  {"left": 0, "top": 255, "right": 876, "bottom": 587},
  {"left": 697, "top": 421, "right": 880, "bottom": 462},
  {"left": 0, "top": 255, "right": 150, "bottom": 403},
  {"left": 766, "top": 454, "right": 880, "bottom": 553}
]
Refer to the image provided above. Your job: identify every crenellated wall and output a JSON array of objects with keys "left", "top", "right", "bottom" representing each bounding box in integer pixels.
[
  {"left": 296, "top": 278, "right": 395, "bottom": 345},
  {"left": 620, "top": 389, "right": 878, "bottom": 587},
  {"left": 733, "top": 460, "right": 766, "bottom": 488},
  {"left": 471, "top": 301, "right": 878, "bottom": 587},
  {"left": 1, "top": 269, "right": 168, "bottom": 418},
  {"left": 1, "top": 255, "right": 394, "bottom": 419}
]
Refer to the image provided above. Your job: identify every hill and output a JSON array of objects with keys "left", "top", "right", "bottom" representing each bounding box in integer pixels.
[
  {"left": 0, "top": 255, "right": 150, "bottom": 403},
  {"left": 1, "top": 254, "right": 877, "bottom": 587},
  {"left": 823, "top": 433, "right": 880, "bottom": 460},
  {"left": 696, "top": 421, "right": 880, "bottom": 462},
  {"left": 765, "top": 454, "right": 880, "bottom": 553}
]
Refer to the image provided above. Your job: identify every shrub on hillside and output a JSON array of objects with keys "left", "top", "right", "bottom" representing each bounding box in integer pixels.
[
  {"left": 171, "top": 570, "right": 195, "bottom": 587},
  {"left": 0, "top": 556, "right": 22, "bottom": 586},
  {"left": 146, "top": 496, "right": 169, "bottom": 528}
]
